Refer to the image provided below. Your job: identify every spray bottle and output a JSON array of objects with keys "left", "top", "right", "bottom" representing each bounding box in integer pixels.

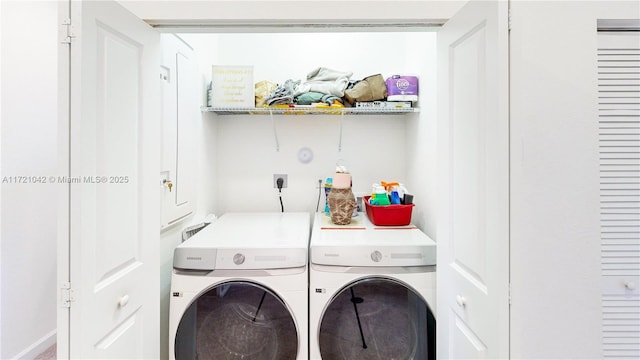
[{"left": 324, "top": 178, "right": 332, "bottom": 215}]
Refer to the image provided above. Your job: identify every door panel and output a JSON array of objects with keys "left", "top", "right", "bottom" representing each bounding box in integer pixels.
[
  {"left": 451, "top": 24, "right": 488, "bottom": 293},
  {"left": 160, "top": 35, "right": 196, "bottom": 229},
  {"left": 94, "top": 24, "right": 141, "bottom": 286},
  {"left": 449, "top": 313, "right": 487, "bottom": 358},
  {"left": 62, "top": 0, "right": 160, "bottom": 358},
  {"left": 437, "top": 1, "right": 509, "bottom": 358},
  {"left": 175, "top": 51, "right": 196, "bottom": 206}
]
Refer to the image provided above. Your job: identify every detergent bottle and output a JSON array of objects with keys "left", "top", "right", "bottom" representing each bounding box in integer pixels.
[
  {"left": 372, "top": 185, "right": 390, "bottom": 206},
  {"left": 370, "top": 183, "right": 378, "bottom": 203}
]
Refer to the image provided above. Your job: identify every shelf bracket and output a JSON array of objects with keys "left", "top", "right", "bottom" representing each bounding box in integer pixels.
[{"left": 270, "top": 109, "right": 280, "bottom": 152}]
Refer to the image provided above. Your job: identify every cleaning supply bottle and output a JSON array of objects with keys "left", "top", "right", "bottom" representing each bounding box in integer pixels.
[
  {"left": 370, "top": 183, "right": 378, "bottom": 204},
  {"left": 372, "top": 185, "right": 390, "bottom": 206},
  {"left": 390, "top": 186, "right": 401, "bottom": 204},
  {"left": 324, "top": 178, "right": 332, "bottom": 215}
]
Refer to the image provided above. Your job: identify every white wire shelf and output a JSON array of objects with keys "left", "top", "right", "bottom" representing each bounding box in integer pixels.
[
  {"left": 200, "top": 105, "right": 419, "bottom": 152},
  {"left": 201, "top": 106, "right": 419, "bottom": 115}
]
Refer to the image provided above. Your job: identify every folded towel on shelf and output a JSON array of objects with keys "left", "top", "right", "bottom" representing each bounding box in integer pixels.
[
  {"left": 305, "top": 67, "right": 353, "bottom": 82},
  {"left": 265, "top": 79, "right": 300, "bottom": 106},
  {"left": 293, "top": 67, "right": 353, "bottom": 98},
  {"left": 295, "top": 91, "right": 345, "bottom": 106}
]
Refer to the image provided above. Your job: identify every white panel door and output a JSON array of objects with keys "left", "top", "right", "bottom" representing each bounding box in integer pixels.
[
  {"left": 61, "top": 0, "right": 160, "bottom": 358},
  {"left": 437, "top": 0, "right": 510, "bottom": 358},
  {"left": 160, "top": 34, "right": 197, "bottom": 229}
]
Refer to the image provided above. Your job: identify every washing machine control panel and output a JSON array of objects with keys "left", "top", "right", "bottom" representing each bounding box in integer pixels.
[
  {"left": 312, "top": 244, "right": 436, "bottom": 267},
  {"left": 370, "top": 250, "right": 382, "bottom": 262}
]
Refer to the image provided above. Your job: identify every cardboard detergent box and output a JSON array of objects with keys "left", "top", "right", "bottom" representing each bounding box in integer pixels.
[
  {"left": 386, "top": 75, "right": 419, "bottom": 102},
  {"left": 355, "top": 101, "right": 412, "bottom": 109}
]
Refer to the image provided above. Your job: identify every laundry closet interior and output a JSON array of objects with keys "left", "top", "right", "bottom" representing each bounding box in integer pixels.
[{"left": 157, "top": 26, "right": 439, "bottom": 360}]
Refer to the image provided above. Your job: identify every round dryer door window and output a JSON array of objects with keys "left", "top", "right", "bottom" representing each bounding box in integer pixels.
[
  {"left": 175, "top": 281, "right": 298, "bottom": 360},
  {"left": 318, "top": 277, "right": 436, "bottom": 360}
]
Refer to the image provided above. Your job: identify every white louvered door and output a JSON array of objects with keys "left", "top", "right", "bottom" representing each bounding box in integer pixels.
[{"left": 598, "top": 30, "right": 640, "bottom": 360}]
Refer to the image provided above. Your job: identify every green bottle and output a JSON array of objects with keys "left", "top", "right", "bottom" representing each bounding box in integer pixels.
[{"left": 373, "top": 185, "right": 390, "bottom": 206}]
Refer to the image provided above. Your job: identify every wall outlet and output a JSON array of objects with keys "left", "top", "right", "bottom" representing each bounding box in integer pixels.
[{"left": 273, "top": 174, "right": 288, "bottom": 189}]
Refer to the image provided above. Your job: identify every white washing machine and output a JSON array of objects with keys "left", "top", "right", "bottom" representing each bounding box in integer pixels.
[
  {"left": 169, "top": 212, "right": 310, "bottom": 360},
  {"left": 309, "top": 212, "right": 437, "bottom": 360}
]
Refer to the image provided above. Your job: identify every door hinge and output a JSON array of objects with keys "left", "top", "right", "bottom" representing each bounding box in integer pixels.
[
  {"left": 61, "top": 18, "right": 75, "bottom": 45},
  {"left": 508, "top": 8, "right": 512, "bottom": 31},
  {"left": 61, "top": 282, "right": 75, "bottom": 308},
  {"left": 508, "top": 283, "right": 512, "bottom": 305}
]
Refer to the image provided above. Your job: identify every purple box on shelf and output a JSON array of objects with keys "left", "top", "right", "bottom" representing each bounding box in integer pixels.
[{"left": 386, "top": 75, "right": 419, "bottom": 102}]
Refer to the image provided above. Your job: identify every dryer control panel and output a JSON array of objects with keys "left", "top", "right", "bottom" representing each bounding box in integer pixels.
[
  {"left": 216, "top": 248, "right": 307, "bottom": 269},
  {"left": 314, "top": 245, "right": 435, "bottom": 267}
]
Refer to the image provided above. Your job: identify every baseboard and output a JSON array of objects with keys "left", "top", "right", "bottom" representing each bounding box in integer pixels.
[{"left": 11, "top": 329, "right": 56, "bottom": 360}]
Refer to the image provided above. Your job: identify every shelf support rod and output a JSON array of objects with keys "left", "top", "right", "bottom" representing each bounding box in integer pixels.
[
  {"left": 270, "top": 109, "right": 280, "bottom": 152},
  {"left": 339, "top": 110, "right": 344, "bottom": 152}
]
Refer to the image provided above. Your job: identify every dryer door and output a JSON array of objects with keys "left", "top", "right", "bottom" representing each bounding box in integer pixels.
[
  {"left": 175, "top": 281, "right": 298, "bottom": 360},
  {"left": 318, "top": 277, "right": 436, "bottom": 360}
]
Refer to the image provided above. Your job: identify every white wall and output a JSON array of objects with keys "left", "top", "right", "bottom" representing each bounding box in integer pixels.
[
  {"left": 405, "top": 32, "right": 438, "bottom": 237},
  {"left": 0, "top": 1, "right": 58, "bottom": 358},
  {"left": 510, "top": 1, "right": 640, "bottom": 358}
]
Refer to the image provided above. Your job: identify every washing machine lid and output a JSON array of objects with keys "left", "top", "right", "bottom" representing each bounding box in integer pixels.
[
  {"left": 173, "top": 212, "right": 310, "bottom": 270},
  {"left": 310, "top": 213, "right": 436, "bottom": 267}
]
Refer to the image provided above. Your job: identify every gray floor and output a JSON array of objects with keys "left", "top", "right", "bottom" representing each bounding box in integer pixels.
[{"left": 35, "top": 344, "right": 56, "bottom": 360}]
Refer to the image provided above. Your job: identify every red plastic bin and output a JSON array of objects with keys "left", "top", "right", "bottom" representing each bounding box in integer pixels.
[{"left": 363, "top": 195, "right": 415, "bottom": 226}]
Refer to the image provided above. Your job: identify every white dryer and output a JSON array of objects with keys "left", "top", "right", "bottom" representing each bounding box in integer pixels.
[
  {"left": 309, "top": 212, "right": 437, "bottom": 360},
  {"left": 169, "top": 212, "right": 310, "bottom": 360}
]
